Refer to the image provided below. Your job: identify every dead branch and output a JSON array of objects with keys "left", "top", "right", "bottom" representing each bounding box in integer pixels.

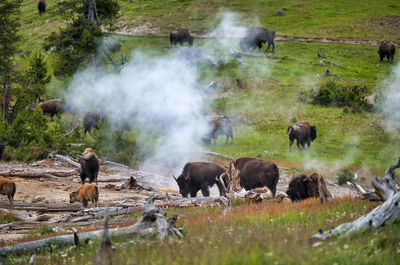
[
  {"left": 201, "top": 151, "right": 233, "bottom": 160},
  {"left": 310, "top": 156, "right": 400, "bottom": 241},
  {"left": 0, "top": 197, "right": 183, "bottom": 257},
  {"left": 94, "top": 207, "right": 113, "bottom": 265},
  {"left": 47, "top": 154, "right": 81, "bottom": 168},
  {"left": 166, "top": 196, "right": 228, "bottom": 208}
]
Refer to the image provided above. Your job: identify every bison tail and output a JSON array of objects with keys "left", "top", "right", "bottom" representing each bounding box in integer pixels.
[{"left": 286, "top": 125, "right": 293, "bottom": 134}]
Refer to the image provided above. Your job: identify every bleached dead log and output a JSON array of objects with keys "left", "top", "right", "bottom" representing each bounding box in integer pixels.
[
  {"left": 0, "top": 197, "right": 182, "bottom": 257},
  {"left": 0, "top": 202, "right": 82, "bottom": 212},
  {"left": 0, "top": 168, "right": 77, "bottom": 179},
  {"left": 201, "top": 151, "right": 233, "bottom": 160},
  {"left": 47, "top": 154, "right": 81, "bottom": 168},
  {"left": 101, "top": 160, "right": 129, "bottom": 169},
  {"left": 310, "top": 157, "right": 400, "bottom": 241},
  {"left": 94, "top": 207, "right": 114, "bottom": 265},
  {"left": 166, "top": 196, "right": 228, "bottom": 208}
]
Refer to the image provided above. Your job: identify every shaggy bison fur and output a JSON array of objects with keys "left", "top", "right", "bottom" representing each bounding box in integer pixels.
[
  {"left": 202, "top": 116, "right": 233, "bottom": 145},
  {"left": 0, "top": 177, "right": 16, "bottom": 209},
  {"left": 69, "top": 183, "right": 99, "bottom": 208},
  {"left": 83, "top": 113, "right": 102, "bottom": 136},
  {"left": 35, "top": 99, "right": 65, "bottom": 119},
  {"left": 38, "top": 0, "right": 46, "bottom": 15},
  {"left": 286, "top": 172, "right": 333, "bottom": 202},
  {"left": 378, "top": 40, "right": 396, "bottom": 63},
  {"left": 240, "top": 27, "right": 276, "bottom": 52},
  {"left": 174, "top": 162, "right": 226, "bottom": 198},
  {"left": 169, "top": 28, "right": 194, "bottom": 47},
  {"left": 287, "top": 121, "right": 317, "bottom": 151},
  {"left": 224, "top": 157, "right": 280, "bottom": 198},
  {"left": 79, "top": 148, "right": 100, "bottom": 185}
]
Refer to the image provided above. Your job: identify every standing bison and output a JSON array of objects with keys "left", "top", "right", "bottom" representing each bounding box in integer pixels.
[
  {"left": 0, "top": 177, "right": 16, "bottom": 209},
  {"left": 221, "top": 157, "right": 279, "bottom": 198},
  {"left": 38, "top": 0, "right": 46, "bottom": 15},
  {"left": 239, "top": 27, "right": 276, "bottom": 52},
  {"left": 286, "top": 172, "right": 333, "bottom": 202},
  {"left": 79, "top": 148, "right": 100, "bottom": 185},
  {"left": 83, "top": 113, "right": 102, "bottom": 136},
  {"left": 35, "top": 99, "right": 65, "bottom": 119},
  {"left": 169, "top": 28, "right": 194, "bottom": 47},
  {"left": 202, "top": 116, "right": 233, "bottom": 145},
  {"left": 287, "top": 121, "right": 317, "bottom": 151},
  {"left": 378, "top": 40, "right": 396, "bottom": 63},
  {"left": 173, "top": 162, "right": 226, "bottom": 198}
]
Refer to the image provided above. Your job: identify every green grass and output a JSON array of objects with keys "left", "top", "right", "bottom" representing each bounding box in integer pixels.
[{"left": 4, "top": 198, "right": 400, "bottom": 265}]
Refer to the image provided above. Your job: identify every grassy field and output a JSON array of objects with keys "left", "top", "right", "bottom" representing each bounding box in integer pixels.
[{"left": 4, "top": 198, "right": 400, "bottom": 265}]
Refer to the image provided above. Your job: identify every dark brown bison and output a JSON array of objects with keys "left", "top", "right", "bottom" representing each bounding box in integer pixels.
[
  {"left": 0, "top": 143, "right": 6, "bottom": 161},
  {"left": 378, "top": 40, "right": 396, "bottom": 63},
  {"left": 240, "top": 27, "right": 276, "bottom": 52},
  {"left": 173, "top": 162, "right": 226, "bottom": 198},
  {"left": 202, "top": 116, "right": 233, "bottom": 145},
  {"left": 287, "top": 121, "right": 317, "bottom": 151},
  {"left": 83, "top": 113, "right": 102, "bottom": 136},
  {"left": 35, "top": 99, "right": 65, "bottom": 119},
  {"left": 0, "top": 177, "right": 16, "bottom": 209},
  {"left": 69, "top": 183, "right": 99, "bottom": 208},
  {"left": 38, "top": 0, "right": 46, "bottom": 15},
  {"left": 286, "top": 172, "right": 333, "bottom": 202},
  {"left": 169, "top": 28, "right": 194, "bottom": 47},
  {"left": 79, "top": 148, "right": 100, "bottom": 185},
  {"left": 222, "top": 157, "right": 279, "bottom": 198}
]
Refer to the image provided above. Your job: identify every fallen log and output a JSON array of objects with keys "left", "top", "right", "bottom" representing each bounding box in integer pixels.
[
  {"left": 47, "top": 154, "right": 80, "bottom": 168},
  {"left": 166, "top": 196, "right": 228, "bottom": 207},
  {"left": 310, "top": 156, "right": 400, "bottom": 241},
  {"left": 201, "top": 151, "right": 233, "bottom": 160},
  {"left": 0, "top": 168, "right": 77, "bottom": 179},
  {"left": 0, "top": 197, "right": 182, "bottom": 257},
  {"left": 0, "top": 202, "right": 81, "bottom": 212}
]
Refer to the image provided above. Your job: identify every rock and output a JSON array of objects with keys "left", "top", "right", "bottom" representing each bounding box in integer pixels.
[
  {"left": 32, "top": 196, "right": 45, "bottom": 203},
  {"left": 275, "top": 10, "right": 285, "bottom": 16}
]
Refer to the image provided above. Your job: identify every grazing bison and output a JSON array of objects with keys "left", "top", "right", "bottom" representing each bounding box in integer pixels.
[
  {"left": 378, "top": 40, "right": 396, "bottom": 63},
  {"left": 79, "top": 148, "right": 100, "bottom": 185},
  {"left": 169, "top": 28, "right": 194, "bottom": 47},
  {"left": 35, "top": 99, "right": 65, "bottom": 119},
  {"left": 69, "top": 183, "right": 99, "bottom": 208},
  {"left": 287, "top": 121, "right": 317, "bottom": 151},
  {"left": 222, "top": 157, "right": 280, "bottom": 198},
  {"left": 239, "top": 27, "right": 276, "bottom": 52},
  {"left": 173, "top": 162, "right": 226, "bottom": 198},
  {"left": 202, "top": 116, "right": 233, "bottom": 145},
  {"left": 286, "top": 172, "right": 333, "bottom": 202},
  {"left": 0, "top": 177, "right": 16, "bottom": 209},
  {"left": 83, "top": 113, "right": 102, "bottom": 136},
  {"left": 0, "top": 143, "right": 6, "bottom": 161},
  {"left": 38, "top": 0, "right": 46, "bottom": 15}
]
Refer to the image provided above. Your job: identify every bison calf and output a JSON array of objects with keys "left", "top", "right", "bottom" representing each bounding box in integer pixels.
[
  {"left": 378, "top": 40, "right": 396, "bottom": 63},
  {"left": 0, "top": 177, "right": 16, "bottom": 209},
  {"left": 79, "top": 148, "right": 100, "bottom": 185},
  {"left": 286, "top": 172, "right": 333, "bottom": 202},
  {"left": 287, "top": 121, "right": 317, "bottom": 151},
  {"left": 173, "top": 162, "right": 226, "bottom": 198},
  {"left": 70, "top": 184, "right": 99, "bottom": 208}
]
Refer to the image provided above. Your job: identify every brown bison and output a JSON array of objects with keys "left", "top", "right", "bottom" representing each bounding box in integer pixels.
[
  {"left": 287, "top": 121, "right": 317, "bottom": 151},
  {"left": 221, "top": 157, "right": 279, "bottom": 198},
  {"left": 169, "top": 28, "right": 194, "bottom": 47},
  {"left": 173, "top": 162, "right": 226, "bottom": 198},
  {"left": 69, "top": 183, "right": 99, "bottom": 208},
  {"left": 38, "top": 0, "right": 46, "bottom": 15},
  {"left": 0, "top": 177, "right": 16, "bottom": 209},
  {"left": 35, "top": 99, "right": 65, "bottom": 119},
  {"left": 286, "top": 172, "right": 333, "bottom": 202},
  {"left": 378, "top": 40, "right": 396, "bottom": 63},
  {"left": 79, "top": 148, "right": 100, "bottom": 185},
  {"left": 240, "top": 27, "right": 276, "bottom": 52},
  {"left": 83, "top": 113, "right": 102, "bottom": 136},
  {"left": 202, "top": 116, "right": 233, "bottom": 145}
]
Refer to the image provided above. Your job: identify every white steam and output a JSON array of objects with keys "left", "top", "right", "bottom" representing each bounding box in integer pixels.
[{"left": 382, "top": 62, "right": 400, "bottom": 132}]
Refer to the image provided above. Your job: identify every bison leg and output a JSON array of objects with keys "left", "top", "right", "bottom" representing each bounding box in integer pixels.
[
  {"left": 82, "top": 200, "right": 88, "bottom": 208},
  {"left": 80, "top": 173, "right": 86, "bottom": 185},
  {"left": 190, "top": 190, "right": 198, "bottom": 198},
  {"left": 8, "top": 195, "right": 14, "bottom": 209},
  {"left": 289, "top": 139, "right": 294, "bottom": 151},
  {"left": 269, "top": 186, "right": 276, "bottom": 198},
  {"left": 200, "top": 184, "right": 210, "bottom": 197},
  {"left": 296, "top": 140, "right": 302, "bottom": 151},
  {"left": 265, "top": 42, "right": 271, "bottom": 52}
]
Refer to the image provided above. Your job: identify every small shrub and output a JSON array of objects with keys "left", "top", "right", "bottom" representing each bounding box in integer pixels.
[
  {"left": 0, "top": 212, "right": 20, "bottom": 224},
  {"left": 311, "top": 80, "right": 372, "bottom": 112},
  {"left": 38, "top": 224, "right": 54, "bottom": 236},
  {"left": 337, "top": 169, "right": 357, "bottom": 185},
  {"left": 290, "top": 117, "right": 297, "bottom": 123}
]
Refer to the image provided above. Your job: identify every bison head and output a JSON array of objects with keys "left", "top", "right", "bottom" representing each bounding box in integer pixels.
[
  {"left": 310, "top": 126, "right": 317, "bottom": 141},
  {"left": 239, "top": 39, "right": 250, "bottom": 51},
  {"left": 173, "top": 175, "right": 190, "bottom": 198},
  {"left": 188, "top": 36, "right": 194, "bottom": 46}
]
